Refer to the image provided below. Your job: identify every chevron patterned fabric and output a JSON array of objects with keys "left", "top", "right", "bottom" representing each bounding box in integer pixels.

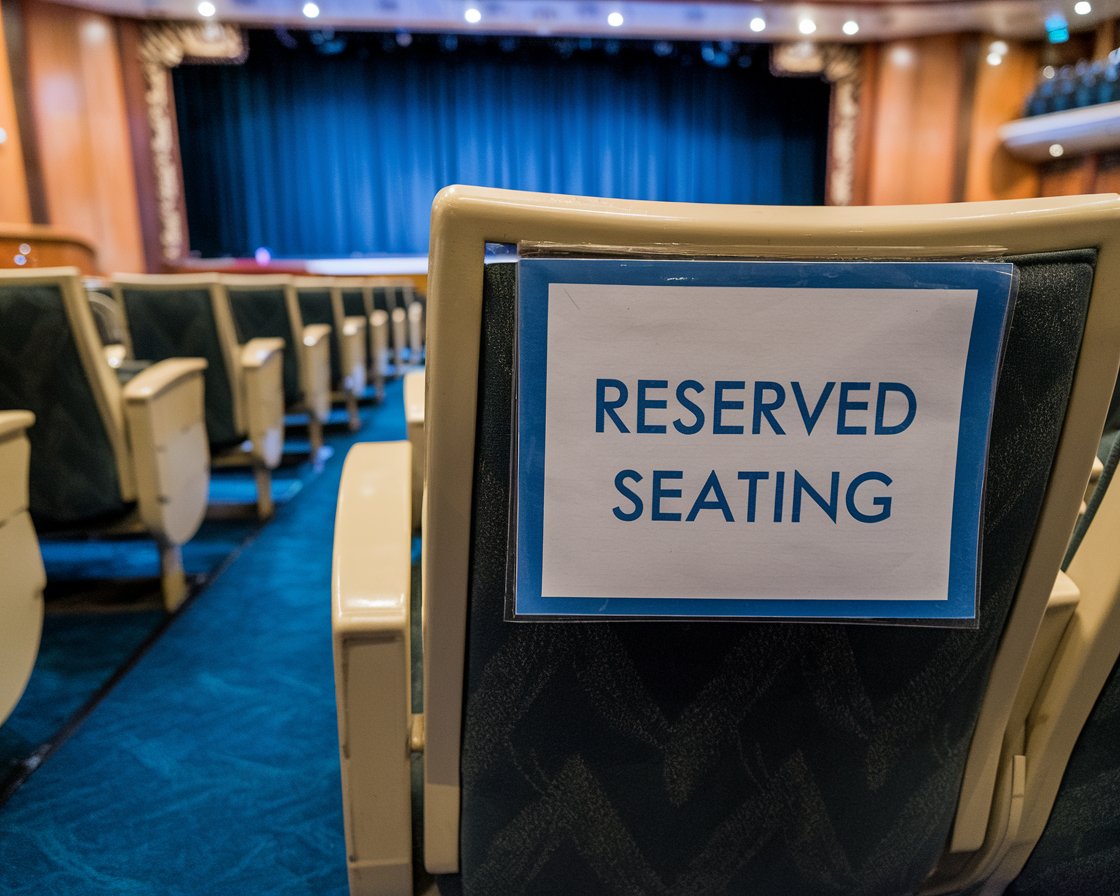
[
  {"left": 0, "top": 282, "right": 128, "bottom": 529},
  {"left": 443, "top": 254, "right": 1096, "bottom": 896}
]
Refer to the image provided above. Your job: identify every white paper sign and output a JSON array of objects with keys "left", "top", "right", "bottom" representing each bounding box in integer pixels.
[{"left": 513, "top": 259, "right": 1015, "bottom": 621}]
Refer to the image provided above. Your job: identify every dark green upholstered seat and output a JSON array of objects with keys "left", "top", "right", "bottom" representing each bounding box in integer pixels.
[
  {"left": 0, "top": 281, "right": 129, "bottom": 530},
  {"left": 119, "top": 284, "right": 241, "bottom": 450},
  {"left": 439, "top": 253, "right": 1096, "bottom": 896},
  {"left": 296, "top": 286, "right": 343, "bottom": 388},
  {"left": 227, "top": 285, "right": 303, "bottom": 408}
]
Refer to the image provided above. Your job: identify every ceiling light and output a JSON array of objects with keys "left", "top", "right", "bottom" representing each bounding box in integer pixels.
[
  {"left": 842, "top": 20, "right": 859, "bottom": 35},
  {"left": 302, "top": 1, "right": 319, "bottom": 17},
  {"left": 1074, "top": 1, "right": 1092, "bottom": 14},
  {"left": 197, "top": 0, "right": 216, "bottom": 16},
  {"left": 798, "top": 18, "right": 816, "bottom": 35},
  {"left": 464, "top": 6, "right": 481, "bottom": 23},
  {"left": 1049, "top": 143, "right": 1065, "bottom": 158},
  {"left": 749, "top": 16, "right": 765, "bottom": 32},
  {"left": 989, "top": 40, "right": 1008, "bottom": 55},
  {"left": 986, "top": 52, "right": 1003, "bottom": 66},
  {"left": 607, "top": 11, "right": 624, "bottom": 27}
]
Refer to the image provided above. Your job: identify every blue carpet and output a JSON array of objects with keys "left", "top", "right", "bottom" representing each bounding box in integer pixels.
[
  {"left": 1, "top": 439, "right": 314, "bottom": 785},
  {"left": 0, "top": 379, "right": 406, "bottom": 893}
]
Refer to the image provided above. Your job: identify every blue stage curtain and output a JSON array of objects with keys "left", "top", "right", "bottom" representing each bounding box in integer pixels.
[{"left": 173, "top": 33, "right": 830, "bottom": 258}]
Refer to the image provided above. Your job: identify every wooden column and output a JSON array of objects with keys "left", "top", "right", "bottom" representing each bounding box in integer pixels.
[{"left": 0, "top": 0, "right": 30, "bottom": 224}]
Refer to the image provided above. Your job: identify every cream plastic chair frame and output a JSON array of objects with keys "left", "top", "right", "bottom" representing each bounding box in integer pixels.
[
  {"left": 112, "top": 273, "right": 286, "bottom": 520},
  {"left": 4, "top": 267, "right": 211, "bottom": 611},
  {"left": 0, "top": 410, "right": 44, "bottom": 726},
  {"left": 292, "top": 277, "right": 367, "bottom": 431},
  {"left": 332, "top": 187, "right": 1120, "bottom": 895},
  {"left": 221, "top": 274, "right": 333, "bottom": 459}
]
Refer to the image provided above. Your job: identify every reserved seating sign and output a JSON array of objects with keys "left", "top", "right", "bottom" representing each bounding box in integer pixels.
[{"left": 511, "top": 258, "right": 1015, "bottom": 623}]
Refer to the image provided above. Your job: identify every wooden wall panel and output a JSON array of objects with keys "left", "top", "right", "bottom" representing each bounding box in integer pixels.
[
  {"left": 0, "top": 0, "right": 30, "bottom": 224},
  {"left": 22, "top": 0, "right": 143, "bottom": 273},
  {"left": 865, "top": 36, "right": 965, "bottom": 205},
  {"left": 963, "top": 40, "right": 1041, "bottom": 201}
]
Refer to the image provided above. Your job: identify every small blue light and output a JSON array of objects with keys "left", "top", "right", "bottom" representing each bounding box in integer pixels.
[
  {"left": 1045, "top": 13, "right": 1070, "bottom": 43},
  {"left": 13, "top": 254, "right": 26, "bottom": 266},
  {"left": 254, "top": 247, "right": 271, "bottom": 265}
]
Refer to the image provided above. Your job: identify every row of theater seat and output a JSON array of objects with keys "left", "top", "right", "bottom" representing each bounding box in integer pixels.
[
  {"left": 330, "top": 187, "right": 1120, "bottom": 895},
  {"left": 0, "top": 267, "right": 425, "bottom": 727},
  {"left": 1023, "top": 50, "right": 1120, "bottom": 117}
]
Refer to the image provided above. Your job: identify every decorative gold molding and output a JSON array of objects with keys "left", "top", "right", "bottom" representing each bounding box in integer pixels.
[
  {"left": 138, "top": 23, "right": 245, "bottom": 263},
  {"left": 772, "top": 43, "right": 862, "bottom": 207}
]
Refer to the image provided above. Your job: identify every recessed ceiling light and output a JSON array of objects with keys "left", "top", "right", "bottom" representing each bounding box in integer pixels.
[
  {"left": 842, "top": 20, "right": 859, "bottom": 35},
  {"left": 302, "top": 1, "right": 319, "bottom": 17},
  {"left": 798, "top": 18, "right": 816, "bottom": 35},
  {"left": 607, "top": 11, "right": 624, "bottom": 27},
  {"left": 464, "top": 6, "right": 481, "bottom": 23},
  {"left": 749, "top": 16, "right": 765, "bottom": 32},
  {"left": 1074, "top": 1, "right": 1092, "bottom": 14},
  {"left": 986, "top": 52, "right": 1003, "bottom": 66},
  {"left": 197, "top": 1, "right": 216, "bottom": 16},
  {"left": 1049, "top": 143, "right": 1065, "bottom": 157}
]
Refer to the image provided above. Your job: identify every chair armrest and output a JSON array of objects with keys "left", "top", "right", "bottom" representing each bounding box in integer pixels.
[
  {"left": 0, "top": 411, "right": 35, "bottom": 524},
  {"left": 0, "top": 410, "right": 34, "bottom": 443},
  {"left": 407, "top": 301, "right": 424, "bottom": 360},
  {"left": 339, "top": 315, "right": 368, "bottom": 396},
  {"left": 122, "top": 359, "right": 210, "bottom": 546},
  {"left": 105, "top": 344, "right": 128, "bottom": 369},
  {"left": 300, "top": 325, "right": 333, "bottom": 424},
  {"left": 0, "top": 409, "right": 43, "bottom": 725},
  {"left": 240, "top": 336, "right": 285, "bottom": 370},
  {"left": 333, "top": 441, "right": 414, "bottom": 894},
  {"left": 239, "top": 338, "right": 285, "bottom": 469},
  {"left": 370, "top": 310, "right": 390, "bottom": 383},
  {"left": 405, "top": 370, "right": 425, "bottom": 531}
]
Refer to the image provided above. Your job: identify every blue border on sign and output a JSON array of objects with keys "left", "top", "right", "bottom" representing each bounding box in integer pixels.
[{"left": 514, "top": 258, "right": 1015, "bottom": 621}]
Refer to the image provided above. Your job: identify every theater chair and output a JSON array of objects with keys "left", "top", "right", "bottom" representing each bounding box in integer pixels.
[
  {"left": 112, "top": 273, "right": 285, "bottom": 520},
  {"left": 337, "top": 279, "right": 390, "bottom": 401},
  {"left": 404, "top": 369, "right": 424, "bottom": 532},
  {"left": 0, "top": 267, "right": 210, "bottom": 612},
  {"left": 0, "top": 410, "right": 44, "bottom": 726},
  {"left": 331, "top": 188, "right": 1120, "bottom": 895},
  {"left": 222, "top": 274, "right": 332, "bottom": 459},
  {"left": 293, "top": 278, "right": 367, "bottom": 431}
]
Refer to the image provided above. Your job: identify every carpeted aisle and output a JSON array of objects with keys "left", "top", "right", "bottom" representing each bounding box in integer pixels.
[{"left": 0, "top": 377, "right": 408, "bottom": 894}]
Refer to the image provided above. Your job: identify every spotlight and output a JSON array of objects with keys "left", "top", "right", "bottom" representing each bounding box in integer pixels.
[
  {"left": 842, "top": 20, "right": 859, "bottom": 35},
  {"left": 798, "top": 18, "right": 816, "bottom": 35},
  {"left": 987, "top": 52, "right": 1003, "bottom": 66},
  {"left": 749, "top": 16, "right": 765, "bottom": 32},
  {"left": 302, "top": 1, "right": 319, "bottom": 18},
  {"left": 1074, "top": 1, "right": 1092, "bottom": 14},
  {"left": 197, "top": 1, "right": 216, "bottom": 16},
  {"left": 1049, "top": 143, "right": 1065, "bottom": 157},
  {"left": 607, "top": 11, "right": 623, "bottom": 27},
  {"left": 464, "top": 7, "right": 481, "bottom": 23},
  {"left": 1043, "top": 65, "right": 1056, "bottom": 78},
  {"left": 989, "top": 40, "right": 1009, "bottom": 55}
]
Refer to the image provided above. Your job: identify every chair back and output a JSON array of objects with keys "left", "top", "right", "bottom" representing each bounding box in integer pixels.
[
  {"left": 113, "top": 274, "right": 244, "bottom": 449},
  {"left": 371, "top": 284, "right": 398, "bottom": 315},
  {"left": 223, "top": 275, "right": 303, "bottom": 408},
  {"left": 421, "top": 187, "right": 1120, "bottom": 893},
  {"left": 0, "top": 268, "right": 133, "bottom": 528}
]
